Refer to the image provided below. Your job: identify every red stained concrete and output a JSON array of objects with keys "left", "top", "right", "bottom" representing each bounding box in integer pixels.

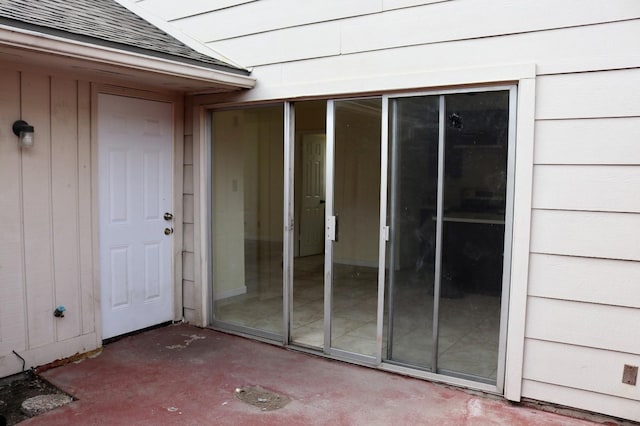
[{"left": 23, "top": 324, "right": 605, "bottom": 425}]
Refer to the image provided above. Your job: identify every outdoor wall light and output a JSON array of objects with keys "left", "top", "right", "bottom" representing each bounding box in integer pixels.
[{"left": 12, "top": 120, "right": 35, "bottom": 148}]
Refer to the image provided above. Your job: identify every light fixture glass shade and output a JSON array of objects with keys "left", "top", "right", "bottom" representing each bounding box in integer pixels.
[
  {"left": 12, "top": 120, "right": 35, "bottom": 148},
  {"left": 19, "top": 130, "right": 35, "bottom": 148}
]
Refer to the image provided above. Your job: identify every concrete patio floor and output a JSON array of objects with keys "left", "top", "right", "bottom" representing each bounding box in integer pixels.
[{"left": 22, "top": 324, "right": 614, "bottom": 425}]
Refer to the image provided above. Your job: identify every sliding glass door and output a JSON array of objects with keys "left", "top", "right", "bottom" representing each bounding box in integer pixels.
[
  {"left": 326, "top": 98, "right": 382, "bottom": 360},
  {"left": 385, "top": 95, "right": 440, "bottom": 370},
  {"left": 209, "top": 87, "right": 515, "bottom": 389},
  {"left": 384, "top": 89, "right": 514, "bottom": 385},
  {"left": 210, "top": 105, "right": 284, "bottom": 339}
]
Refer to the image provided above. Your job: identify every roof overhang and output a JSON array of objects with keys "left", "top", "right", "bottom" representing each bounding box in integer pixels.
[{"left": 0, "top": 24, "right": 255, "bottom": 94}]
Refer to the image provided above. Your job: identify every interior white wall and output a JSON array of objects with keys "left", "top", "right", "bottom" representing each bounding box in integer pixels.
[
  {"left": 333, "top": 104, "right": 381, "bottom": 266},
  {"left": 210, "top": 107, "right": 284, "bottom": 300},
  {"left": 211, "top": 109, "right": 247, "bottom": 299}
]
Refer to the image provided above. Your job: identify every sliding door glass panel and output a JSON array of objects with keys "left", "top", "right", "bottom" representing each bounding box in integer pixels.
[
  {"left": 438, "top": 91, "right": 509, "bottom": 381},
  {"left": 211, "top": 105, "right": 284, "bottom": 337},
  {"left": 291, "top": 100, "right": 327, "bottom": 348},
  {"left": 331, "top": 98, "right": 382, "bottom": 357},
  {"left": 384, "top": 96, "right": 440, "bottom": 368}
]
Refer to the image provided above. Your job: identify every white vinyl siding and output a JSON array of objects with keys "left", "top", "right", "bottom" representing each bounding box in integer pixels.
[
  {"left": 132, "top": 0, "right": 640, "bottom": 420},
  {"left": 534, "top": 117, "right": 640, "bottom": 165},
  {"left": 525, "top": 66, "right": 640, "bottom": 420},
  {"left": 533, "top": 166, "right": 640, "bottom": 213},
  {"left": 528, "top": 254, "right": 640, "bottom": 309},
  {"left": 523, "top": 340, "right": 640, "bottom": 402},
  {"left": 132, "top": 0, "right": 256, "bottom": 21},
  {"left": 162, "top": 0, "right": 640, "bottom": 72}
]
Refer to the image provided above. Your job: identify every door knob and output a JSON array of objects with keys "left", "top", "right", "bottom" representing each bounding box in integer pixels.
[
  {"left": 164, "top": 227, "right": 173, "bottom": 235},
  {"left": 164, "top": 212, "right": 173, "bottom": 221}
]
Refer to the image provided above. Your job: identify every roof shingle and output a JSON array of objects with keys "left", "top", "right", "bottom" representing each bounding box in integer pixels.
[{"left": 0, "top": 0, "right": 248, "bottom": 74}]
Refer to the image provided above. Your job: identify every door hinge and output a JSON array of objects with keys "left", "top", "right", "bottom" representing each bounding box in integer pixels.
[{"left": 383, "top": 226, "right": 390, "bottom": 242}]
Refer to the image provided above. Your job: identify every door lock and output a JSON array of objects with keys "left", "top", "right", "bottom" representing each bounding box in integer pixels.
[
  {"left": 164, "top": 212, "right": 174, "bottom": 221},
  {"left": 164, "top": 227, "right": 174, "bottom": 235}
]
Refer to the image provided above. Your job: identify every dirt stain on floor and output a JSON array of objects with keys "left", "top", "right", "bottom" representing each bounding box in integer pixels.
[
  {"left": 235, "top": 386, "right": 291, "bottom": 411},
  {"left": 0, "top": 371, "right": 73, "bottom": 425}
]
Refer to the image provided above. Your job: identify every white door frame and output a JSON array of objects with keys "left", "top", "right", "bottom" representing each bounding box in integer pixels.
[{"left": 91, "top": 86, "right": 184, "bottom": 341}]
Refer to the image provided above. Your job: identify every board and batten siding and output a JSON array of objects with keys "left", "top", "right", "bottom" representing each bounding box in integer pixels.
[
  {"left": 0, "top": 68, "right": 98, "bottom": 377},
  {"left": 135, "top": 0, "right": 640, "bottom": 420}
]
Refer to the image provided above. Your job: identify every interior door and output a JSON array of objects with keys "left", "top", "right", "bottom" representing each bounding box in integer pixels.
[
  {"left": 98, "top": 94, "right": 174, "bottom": 339},
  {"left": 299, "top": 133, "right": 326, "bottom": 256}
]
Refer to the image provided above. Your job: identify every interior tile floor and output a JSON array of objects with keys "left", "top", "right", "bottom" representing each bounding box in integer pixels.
[{"left": 215, "top": 242, "right": 500, "bottom": 382}]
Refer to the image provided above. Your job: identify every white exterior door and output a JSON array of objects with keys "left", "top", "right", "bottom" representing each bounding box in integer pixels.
[
  {"left": 98, "top": 94, "right": 174, "bottom": 339},
  {"left": 299, "top": 133, "right": 326, "bottom": 256}
]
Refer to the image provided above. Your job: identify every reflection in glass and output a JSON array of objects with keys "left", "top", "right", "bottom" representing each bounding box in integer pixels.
[
  {"left": 438, "top": 91, "right": 508, "bottom": 381},
  {"left": 291, "top": 100, "right": 327, "bottom": 348},
  {"left": 211, "top": 105, "right": 284, "bottom": 337},
  {"left": 331, "top": 98, "right": 381, "bottom": 357},
  {"left": 384, "top": 96, "right": 440, "bottom": 368},
  {"left": 385, "top": 90, "right": 510, "bottom": 383}
]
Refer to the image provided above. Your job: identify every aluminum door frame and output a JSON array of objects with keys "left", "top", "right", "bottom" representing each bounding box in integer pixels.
[
  {"left": 380, "top": 85, "right": 517, "bottom": 394},
  {"left": 320, "top": 97, "right": 387, "bottom": 365}
]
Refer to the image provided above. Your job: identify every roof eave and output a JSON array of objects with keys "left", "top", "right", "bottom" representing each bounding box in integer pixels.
[{"left": 0, "top": 24, "right": 256, "bottom": 91}]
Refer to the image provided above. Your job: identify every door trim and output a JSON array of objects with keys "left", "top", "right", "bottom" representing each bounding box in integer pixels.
[
  {"left": 200, "top": 69, "right": 536, "bottom": 399},
  {"left": 283, "top": 101, "right": 294, "bottom": 345},
  {"left": 323, "top": 99, "right": 335, "bottom": 354},
  {"left": 91, "top": 85, "right": 183, "bottom": 342},
  {"left": 380, "top": 85, "right": 517, "bottom": 393}
]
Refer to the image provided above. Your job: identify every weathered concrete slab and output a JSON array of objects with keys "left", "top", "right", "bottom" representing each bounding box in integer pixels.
[
  {"left": 24, "top": 324, "right": 617, "bottom": 425},
  {"left": 21, "top": 394, "right": 72, "bottom": 417}
]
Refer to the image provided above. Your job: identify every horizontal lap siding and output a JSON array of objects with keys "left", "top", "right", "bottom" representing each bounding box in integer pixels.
[
  {"left": 531, "top": 209, "right": 640, "bottom": 262},
  {"left": 279, "top": 19, "right": 640, "bottom": 80},
  {"left": 526, "top": 298, "right": 640, "bottom": 355},
  {"left": 536, "top": 69, "right": 640, "bottom": 120},
  {"left": 522, "top": 380, "right": 640, "bottom": 422},
  {"left": 528, "top": 254, "right": 640, "bottom": 309},
  {"left": 208, "top": 22, "right": 343, "bottom": 67},
  {"left": 0, "top": 69, "right": 97, "bottom": 377},
  {"left": 382, "top": 0, "right": 450, "bottom": 10},
  {"left": 135, "top": 0, "right": 640, "bottom": 420},
  {"left": 340, "top": 0, "right": 640, "bottom": 54},
  {"left": 172, "top": 0, "right": 380, "bottom": 42},
  {"left": 133, "top": 0, "right": 256, "bottom": 21},
  {"left": 525, "top": 66, "right": 640, "bottom": 420},
  {"left": 209, "top": 19, "right": 640, "bottom": 102},
  {"left": 204, "top": 2, "right": 640, "bottom": 69},
  {"left": 524, "top": 340, "right": 640, "bottom": 401},
  {"left": 534, "top": 117, "right": 640, "bottom": 165},
  {"left": 533, "top": 165, "right": 640, "bottom": 213}
]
